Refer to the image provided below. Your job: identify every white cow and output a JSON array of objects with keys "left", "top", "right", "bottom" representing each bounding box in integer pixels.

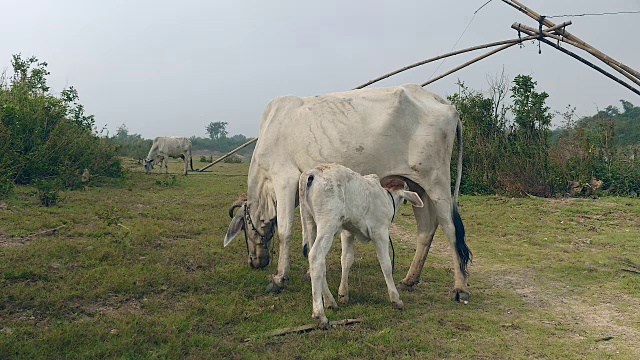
[
  {"left": 224, "top": 84, "right": 472, "bottom": 303},
  {"left": 299, "top": 163, "right": 423, "bottom": 328},
  {"left": 143, "top": 136, "right": 193, "bottom": 175}
]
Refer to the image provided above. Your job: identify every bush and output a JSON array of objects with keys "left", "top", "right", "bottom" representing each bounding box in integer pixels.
[
  {"left": 223, "top": 155, "right": 242, "bottom": 163},
  {"left": 0, "top": 54, "right": 122, "bottom": 198}
]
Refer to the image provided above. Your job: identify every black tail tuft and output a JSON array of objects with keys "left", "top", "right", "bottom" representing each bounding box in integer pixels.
[{"left": 453, "top": 204, "right": 472, "bottom": 276}]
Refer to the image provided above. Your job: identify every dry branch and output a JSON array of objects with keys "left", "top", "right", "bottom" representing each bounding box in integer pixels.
[
  {"left": 248, "top": 318, "right": 363, "bottom": 340},
  {"left": 24, "top": 224, "right": 67, "bottom": 238}
]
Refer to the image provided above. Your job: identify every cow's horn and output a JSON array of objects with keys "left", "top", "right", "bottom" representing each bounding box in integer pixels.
[{"left": 228, "top": 194, "right": 248, "bottom": 218}]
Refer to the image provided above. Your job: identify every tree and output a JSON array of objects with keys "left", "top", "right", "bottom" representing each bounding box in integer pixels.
[{"left": 206, "top": 121, "right": 228, "bottom": 140}]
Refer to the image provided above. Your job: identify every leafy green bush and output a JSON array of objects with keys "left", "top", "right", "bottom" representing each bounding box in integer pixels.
[
  {"left": 0, "top": 54, "right": 123, "bottom": 198},
  {"left": 35, "top": 178, "right": 62, "bottom": 206},
  {"left": 223, "top": 155, "right": 242, "bottom": 163}
]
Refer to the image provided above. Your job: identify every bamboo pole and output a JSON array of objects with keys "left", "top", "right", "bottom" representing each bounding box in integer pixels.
[
  {"left": 354, "top": 36, "right": 536, "bottom": 89},
  {"left": 198, "top": 137, "right": 257, "bottom": 172},
  {"left": 356, "top": 20, "right": 571, "bottom": 90},
  {"left": 515, "top": 26, "right": 640, "bottom": 97},
  {"left": 420, "top": 21, "right": 572, "bottom": 87},
  {"left": 512, "top": 23, "right": 640, "bottom": 88},
  {"left": 502, "top": 0, "right": 640, "bottom": 81},
  {"left": 421, "top": 42, "right": 519, "bottom": 87}
]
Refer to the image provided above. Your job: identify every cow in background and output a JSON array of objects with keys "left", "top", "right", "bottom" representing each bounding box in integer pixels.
[{"left": 143, "top": 136, "right": 193, "bottom": 175}]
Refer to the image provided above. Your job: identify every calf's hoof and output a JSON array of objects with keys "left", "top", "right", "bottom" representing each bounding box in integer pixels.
[
  {"left": 452, "top": 289, "right": 470, "bottom": 304},
  {"left": 396, "top": 280, "right": 417, "bottom": 292},
  {"left": 265, "top": 280, "right": 283, "bottom": 293},
  {"left": 392, "top": 300, "right": 405, "bottom": 310}
]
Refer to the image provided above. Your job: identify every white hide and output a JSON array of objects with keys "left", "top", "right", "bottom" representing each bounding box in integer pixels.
[
  {"left": 144, "top": 136, "right": 193, "bottom": 175},
  {"left": 226, "top": 84, "right": 470, "bottom": 301},
  {"left": 298, "top": 163, "right": 423, "bottom": 328}
]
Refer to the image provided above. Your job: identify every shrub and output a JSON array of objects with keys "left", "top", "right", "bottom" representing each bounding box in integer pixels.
[
  {"left": 223, "top": 155, "right": 242, "bottom": 163},
  {"left": 0, "top": 54, "right": 123, "bottom": 198}
]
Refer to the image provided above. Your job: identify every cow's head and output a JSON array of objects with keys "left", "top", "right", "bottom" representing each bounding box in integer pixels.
[
  {"left": 224, "top": 194, "right": 276, "bottom": 269},
  {"left": 143, "top": 158, "right": 155, "bottom": 174}
]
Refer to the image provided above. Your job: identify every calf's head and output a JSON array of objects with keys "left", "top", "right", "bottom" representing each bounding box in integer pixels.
[{"left": 224, "top": 194, "right": 276, "bottom": 269}]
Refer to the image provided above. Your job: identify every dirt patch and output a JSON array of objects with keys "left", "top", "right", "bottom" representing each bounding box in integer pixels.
[
  {"left": 0, "top": 235, "right": 27, "bottom": 248},
  {"left": 481, "top": 266, "right": 640, "bottom": 356}
]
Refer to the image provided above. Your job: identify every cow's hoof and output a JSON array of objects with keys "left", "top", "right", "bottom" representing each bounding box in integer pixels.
[
  {"left": 317, "top": 318, "right": 330, "bottom": 330},
  {"left": 265, "top": 280, "right": 283, "bottom": 293},
  {"left": 392, "top": 300, "right": 404, "bottom": 310},
  {"left": 396, "top": 281, "right": 416, "bottom": 292},
  {"left": 338, "top": 294, "right": 349, "bottom": 304},
  {"left": 302, "top": 271, "right": 311, "bottom": 282},
  {"left": 452, "top": 290, "right": 470, "bottom": 304}
]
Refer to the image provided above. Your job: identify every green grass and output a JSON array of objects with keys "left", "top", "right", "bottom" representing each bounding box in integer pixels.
[{"left": 1, "top": 160, "right": 639, "bottom": 359}]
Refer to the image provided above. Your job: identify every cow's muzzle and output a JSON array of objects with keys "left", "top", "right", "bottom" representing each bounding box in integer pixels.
[{"left": 249, "top": 253, "right": 270, "bottom": 269}]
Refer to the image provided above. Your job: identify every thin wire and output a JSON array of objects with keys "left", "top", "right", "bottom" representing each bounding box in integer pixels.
[
  {"left": 427, "top": 0, "right": 493, "bottom": 81},
  {"left": 547, "top": 10, "right": 640, "bottom": 18}
]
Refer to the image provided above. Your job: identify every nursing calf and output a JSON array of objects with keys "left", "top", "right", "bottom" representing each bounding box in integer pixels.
[{"left": 299, "top": 163, "right": 423, "bottom": 329}]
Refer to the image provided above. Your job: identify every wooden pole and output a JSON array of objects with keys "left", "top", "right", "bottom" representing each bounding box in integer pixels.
[
  {"left": 512, "top": 23, "right": 640, "bottom": 88},
  {"left": 354, "top": 36, "right": 537, "bottom": 89},
  {"left": 502, "top": 0, "right": 640, "bottom": 81},
  {"left": 420, "top": 21, "right": 572, "bottom": 87},
  {"left": 420, "top": 42, "right": 519, "bottom": 87},
  {"left": 198, "top": 137, "right": 257, "bottom": 172},
  {"left": 515, "top": 26, "right": 640, "bottom": 97}
]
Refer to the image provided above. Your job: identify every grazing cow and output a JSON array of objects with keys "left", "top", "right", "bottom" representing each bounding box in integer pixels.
[
  {"left": 299, "top": 163, "right": 424, "bottom": 328},
  {"left": 224, "top": 84, "right": 472, "bottom": 303},
  {"left": 143, "top": 136, "right": 193, "bottom": 175}
]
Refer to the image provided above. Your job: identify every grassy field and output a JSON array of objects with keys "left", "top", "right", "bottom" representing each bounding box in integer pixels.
[{"left": 1, "top": 160, "right": 639, "bottom": 359}]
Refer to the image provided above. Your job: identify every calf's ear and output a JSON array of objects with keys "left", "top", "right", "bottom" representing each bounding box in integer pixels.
[
  {"left": 401, "top": 191, "right": 424, "bottom": 208},
  {"left": 224, "top": 210, "right": 245, "bottom": 247}
]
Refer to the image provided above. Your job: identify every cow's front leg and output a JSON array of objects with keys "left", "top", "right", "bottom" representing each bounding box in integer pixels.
[{"left": 266, "top": 179, "right": 298, "bottom": 292}]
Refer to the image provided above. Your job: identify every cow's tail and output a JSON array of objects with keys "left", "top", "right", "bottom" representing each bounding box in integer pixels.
[
  {"left": 453, "top": 117, "right": 471, "bottom": 276},
  {"left": 300, "top": 171, "right": 316, "bottom": 258},
  {"left": 190, "top": 154, "right": 194, "bottom": 171}
]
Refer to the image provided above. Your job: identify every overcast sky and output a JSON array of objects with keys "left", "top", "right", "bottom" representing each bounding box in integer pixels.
[{"left": 2, "top": 0, "right": 639, "bottom": 139}]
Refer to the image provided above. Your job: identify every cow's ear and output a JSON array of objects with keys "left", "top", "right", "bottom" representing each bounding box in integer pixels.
[
  {"left": 401, "top": 191, "right": 423, "bottom": 208},
  {"left": 224, "top": 209, "right": 245, "bottom": 247}
]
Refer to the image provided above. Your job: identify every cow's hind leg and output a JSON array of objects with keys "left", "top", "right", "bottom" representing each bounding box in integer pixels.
[
  {"left": 398, "top": 191, "right": 438, "bottom": 291},
  {"left": 429, "top": 188, "right": 471, "bottom": 303}
]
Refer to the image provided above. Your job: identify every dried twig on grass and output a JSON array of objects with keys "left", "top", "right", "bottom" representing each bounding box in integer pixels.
[
  {"left": 24, "top": 224, "right": 67, "bottom": 238},
  {"left": 245, "top": 318, "right": 363, "bottom": 341},
  {"left": 617, "top": 257, "right": 640, "bottom": 274}
]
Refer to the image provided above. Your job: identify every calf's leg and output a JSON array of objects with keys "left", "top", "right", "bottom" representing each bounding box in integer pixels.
[{"left": 338, "top": 230, "right": 355, "bottom": 304}]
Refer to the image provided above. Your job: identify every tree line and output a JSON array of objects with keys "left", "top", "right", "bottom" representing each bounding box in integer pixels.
[
  {"left": 449, "top": 74, "right": 639, "bottom": 197},
  {"left": 1, "top": 54, "right": 638, "bottom": 202}
]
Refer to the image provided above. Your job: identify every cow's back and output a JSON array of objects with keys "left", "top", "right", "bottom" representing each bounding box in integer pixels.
[{"left": 252, "top": 84, "right": 459, "bottom": 187}]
